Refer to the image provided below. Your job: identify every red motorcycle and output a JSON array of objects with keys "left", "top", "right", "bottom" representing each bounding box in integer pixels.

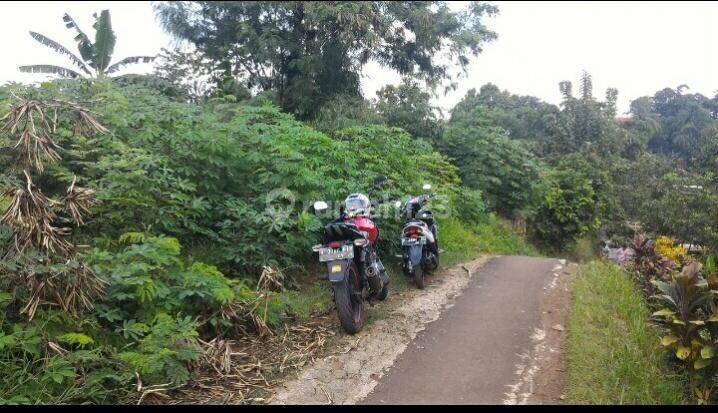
[{"left": 311, "top": 176, "right": 391, "bottom": 334}]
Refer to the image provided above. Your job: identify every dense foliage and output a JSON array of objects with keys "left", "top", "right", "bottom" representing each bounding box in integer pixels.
[
  {"left": 153, "top": 1, "right": 498, "bottom": 119},
  {"left": 5, "top": 0, "right": 718, "bottom": 405},
  {"left": 441, "top": 105, "right": 539, "bottom": 215},
  {"left": 529, "top": 169, "right": 601, "bottom": 250},
  {"left": 0, "top": 79, "right": 467, "bottom": 403}
]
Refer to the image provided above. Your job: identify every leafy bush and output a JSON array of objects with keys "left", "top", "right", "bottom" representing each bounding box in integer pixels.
[
  {"left": 441, "top": 106, "right": 540, "bottom": 216},
  {"left": 650, "top": 262, "right": 717, "bottom": 403},
  {"left": 11, "top": 81, "right": 464, "bottom": 280},
  {"left": 0, "top": 234, "right": 286, "bottom": 404},
  {"left": 453, "top": 188, "right": 487, "bottom": 225},
  {"left": 438, "top": 215, "right": 536, "bottom": 266},
  {"left": 528, "top": 169, "right": 601, "bottom": 249},
  {"left": 629, "top": 234, "right": 672, "bottom": 297}
]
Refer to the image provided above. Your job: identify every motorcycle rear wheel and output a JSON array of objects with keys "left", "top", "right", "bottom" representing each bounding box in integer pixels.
[
  {"left": 413, "top": 264, "right": 425, "bottom": 289},
  {"left": 332, "top": 262, "right": 364, "bottom": 334}
]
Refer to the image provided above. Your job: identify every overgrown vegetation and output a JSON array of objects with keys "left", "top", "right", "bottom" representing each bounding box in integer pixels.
[
  {"left": 0, "top": 77, "right": 508, "bottom": 403},
  {"left": 4, "top": 0, "right": 717, "bottom": 405},
  {"left": 626, "top": 235, "right": 718, "bottom": 404}
]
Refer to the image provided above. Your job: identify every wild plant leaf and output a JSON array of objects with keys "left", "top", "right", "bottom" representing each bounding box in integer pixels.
[
  {"left": 58, "top": 332, "right": 94, "bottom": 348},
  {"left": 18, "top": 65, "right": 81, "bottom": 78},
  {"left": 676, "top": 345, "right": 691, "bottom": 360},
  {"left": 694, "top": 357, "right": 711, "bottom": 370},
  {"left": 62, "top": 13, "right": 94, "bottom": 66},
  {"left": 652, "top": 309, "right": 675, "bottom": 317},
  {"left": 106, "top": 56, "right": 156, "bottom": 74},
  {"left": 28, "top": 31, "right": 91, "bottom": 75},
  {"left": 91, "top": 10, "right": 116, "bottom": 72},
  {"left": 701, "top": 346, "right": 715, "bottom": 359},
  {"left": 660, "top": 335, "right": 679, "bottom": 346}
]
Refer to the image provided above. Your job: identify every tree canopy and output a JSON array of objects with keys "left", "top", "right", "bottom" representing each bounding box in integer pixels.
[{"left": 154, "top": 1, "right": 498, "bottom": 119}]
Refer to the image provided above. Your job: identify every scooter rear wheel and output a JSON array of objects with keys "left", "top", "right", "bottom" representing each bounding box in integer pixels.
[{"left": 413, "top": 264, "right": 425, "bottom": 289}]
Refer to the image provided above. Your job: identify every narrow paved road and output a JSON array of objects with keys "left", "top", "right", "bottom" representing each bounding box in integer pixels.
[{"left": 361, "top": 256, "right": 564, "bottom": 405}]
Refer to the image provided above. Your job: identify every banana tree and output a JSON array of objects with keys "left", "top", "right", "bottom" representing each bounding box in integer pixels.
[{"left": 19, "top": 10, "right": 155, "bottom": 78}]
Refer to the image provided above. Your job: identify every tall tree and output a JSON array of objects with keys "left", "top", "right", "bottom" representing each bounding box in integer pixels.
[
  {"left": 374, "top": 79, "right": 442, "bottom": 141},
  {"left": 450, "top": 83, "right": 560, "bottom": 144},
  {"left": 154, "top": 1, "right": 498, "bottom": 119},
  {"left": 441, "top": 105, "right": 540, "bottom": 216},
  {"left": 643, "top": 85, "right": 717, "bottom": 168},
  {"left": 19, "top": 10, "right": 155, "bottom": 78}
]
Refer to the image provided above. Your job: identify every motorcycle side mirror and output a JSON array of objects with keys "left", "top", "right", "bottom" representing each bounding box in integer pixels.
[
  {"left": 313, "top": 201, "right": 328, "bottom": 215},
  {"left": 422, "top": 183, "right": 432, "bottom": 192}
]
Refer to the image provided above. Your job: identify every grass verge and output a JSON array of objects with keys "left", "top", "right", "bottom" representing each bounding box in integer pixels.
[{"left": 566, "top": 260, "right": 686, "bottom": 404}]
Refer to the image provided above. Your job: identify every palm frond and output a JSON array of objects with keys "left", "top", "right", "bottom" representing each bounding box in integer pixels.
[
  {"left": 92, "top": 10, "right": 116, "bottom": 73},
  {"left": 106, "top": 55, "right": 156, "bottom": 74},
  {"left": 18, "top": 65, "right": 82, "bottom": 79},
  {"left": 28, "top": 32, "right": 91, "bottom": 75},
  {"left": 62, "top": 13, "right": 96, "bottom": 69}
]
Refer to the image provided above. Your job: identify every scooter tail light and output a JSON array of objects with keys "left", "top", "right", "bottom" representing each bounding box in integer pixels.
[
  {"left": 404, "top": 227, "right": 422, "bottom": 237},
  {"left": 329, "top": 241, "right": 342, "bottom": 249}
]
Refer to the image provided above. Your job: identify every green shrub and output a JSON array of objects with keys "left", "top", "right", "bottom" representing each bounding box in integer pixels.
[
  {"left": 440, "top": 106, "right": 540, "bottom": 216},
  {"left": 453, "top": 188, "right": 487, "bottom": 225},
  {"left": 567, "top": 235, "right": 599, "bottom": 263},
  {"left": 14, "top": 81, "right": 463, "bottom": 280},
  {"left": 0, "top": 234, "right": 287, "bottom": 404},
  {"left": 529, "top": 169, "right": 601, "bottom": 249}
]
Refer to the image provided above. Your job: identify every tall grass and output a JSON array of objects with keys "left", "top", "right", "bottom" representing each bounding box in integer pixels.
[
  {"left": 439, "top": 215, "right": 537, "bottom": 267},
  {"left": 566, "top": 261, "right": 686, "bottom": 404}
]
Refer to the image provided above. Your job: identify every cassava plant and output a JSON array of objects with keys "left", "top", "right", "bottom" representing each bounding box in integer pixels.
[{"left": 0, "top": 94, "right": 108, "bottom": 319}]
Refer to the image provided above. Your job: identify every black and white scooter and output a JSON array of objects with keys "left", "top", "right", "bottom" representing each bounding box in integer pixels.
[{"left": 395, "top": 184, "right": 439, "bottom": 289}]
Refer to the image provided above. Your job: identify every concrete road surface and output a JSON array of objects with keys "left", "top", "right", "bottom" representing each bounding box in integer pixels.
[{"left": 361, "top": 256, "right": 563, "bottom": 405}]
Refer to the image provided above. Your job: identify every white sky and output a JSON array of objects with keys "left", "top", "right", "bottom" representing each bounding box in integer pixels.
[{"left": 1, "top": 1, "right": 716, "bottom": 115}]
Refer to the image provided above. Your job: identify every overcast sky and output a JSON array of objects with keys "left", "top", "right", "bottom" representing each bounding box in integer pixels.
[{"left": 1, "top": 1, "right": 716, "bottom": 115}]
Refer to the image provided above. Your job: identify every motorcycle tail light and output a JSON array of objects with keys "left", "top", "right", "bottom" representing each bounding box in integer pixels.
[
  {"left": 329, "top": 241, "right": 342, "bottom": 249},
  {"left": 404, "top": 227, "right": 422, "bottom": 237}
]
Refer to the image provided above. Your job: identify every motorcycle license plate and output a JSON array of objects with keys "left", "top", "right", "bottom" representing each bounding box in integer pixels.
[
  {"left": 318, "top": 244, "right": 354, "bottom": 262},
  {"left": 402, "top": 236, "right": 426, "bottom": 246}
]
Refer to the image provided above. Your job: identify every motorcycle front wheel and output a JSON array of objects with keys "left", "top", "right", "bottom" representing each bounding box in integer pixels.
[{"left": 332, "top": 262, "right": 365, "bottom": 334}]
